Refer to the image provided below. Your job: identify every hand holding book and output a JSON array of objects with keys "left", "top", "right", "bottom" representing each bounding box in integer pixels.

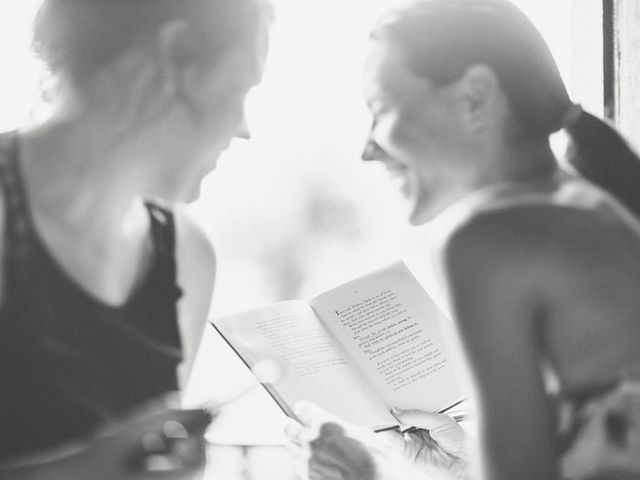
[{"left": 286, "top": 401, "right": 470, "bottom": 480}]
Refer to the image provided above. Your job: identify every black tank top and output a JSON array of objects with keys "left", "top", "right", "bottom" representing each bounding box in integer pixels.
[{"left": 0, "top": 133, "right": 183, "bottom": 461}]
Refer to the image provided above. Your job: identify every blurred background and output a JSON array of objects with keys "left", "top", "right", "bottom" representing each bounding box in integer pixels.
[{"left": 0, "top": 1, "right": 602, "bottom": 478}]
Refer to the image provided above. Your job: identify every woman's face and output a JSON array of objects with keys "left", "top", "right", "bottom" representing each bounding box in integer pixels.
[
  {"left": 163, "top": 16, "right": 270, "bottom": 201},
  {"left": 362, "top": 40, "right": 480, "bottom": 224},
  {"left": 191, "top": 27, "right": 269, "bottom": 157}
]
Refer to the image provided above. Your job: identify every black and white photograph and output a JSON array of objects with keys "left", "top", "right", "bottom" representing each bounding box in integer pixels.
[{"left": 0, "top": 1, "right": 637, "bottom": 479}]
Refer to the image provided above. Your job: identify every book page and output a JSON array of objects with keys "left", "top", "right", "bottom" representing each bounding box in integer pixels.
[
  {"left": 212, "top": 300, "right": 397, "bottom": 427},
  {"left": 310, "top": 262, "right": 468, "bottom": 412}
]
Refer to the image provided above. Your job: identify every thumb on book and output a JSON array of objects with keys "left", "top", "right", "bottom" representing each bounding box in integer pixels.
[{"left": 390, "top": 407, "right": 456, "bottom": 431}]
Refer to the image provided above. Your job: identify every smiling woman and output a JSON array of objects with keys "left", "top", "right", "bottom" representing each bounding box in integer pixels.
[
  {"left": 362, "top": 38, "right": 483, "bottom": 225},
  {"left": 293, "top": 1, "right": 640, "bottom": 480}
]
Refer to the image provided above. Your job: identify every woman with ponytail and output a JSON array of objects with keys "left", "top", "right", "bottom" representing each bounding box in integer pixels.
[{"left": 290, "top": 1, "right": 640, "bottom": 479}]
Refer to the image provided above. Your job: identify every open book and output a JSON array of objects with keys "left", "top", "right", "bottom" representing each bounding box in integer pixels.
[{"left": 211, "top": 261, "right": 469, "bottom": 430}]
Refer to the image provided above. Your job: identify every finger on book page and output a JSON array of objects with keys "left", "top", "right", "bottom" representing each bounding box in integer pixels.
[{"left": 390, "top": 407, "right": 457, "bottom": 431}]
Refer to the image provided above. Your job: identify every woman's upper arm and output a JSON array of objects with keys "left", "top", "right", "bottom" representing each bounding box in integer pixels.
[
  {"left": 441, "top": 212, "right": 559, "bottom": 480},
  {"left": 173, "top": 207, "right": 216, "bottom": 389}
]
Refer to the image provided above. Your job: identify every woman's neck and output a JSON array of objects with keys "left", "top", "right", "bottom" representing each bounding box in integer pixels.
[
  {"left": 495, "top": 136, "right": 559, "bottom": 184},
  {"left": 17, "top": 119, "right": 160, "bottom": 306},
  {"left": 22, "top": 115, "right": 168, "bottom": 218}
]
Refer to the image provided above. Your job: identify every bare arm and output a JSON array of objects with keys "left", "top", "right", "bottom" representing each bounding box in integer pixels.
[
  {"left": 173, "top": 207, "right": 216, "bottom": 389},
  {"left": 442, "top": 211, "right": 559, "bottom": 480},
  {"left": 0, "top": 397, "right": 211, "bottom": 480}
]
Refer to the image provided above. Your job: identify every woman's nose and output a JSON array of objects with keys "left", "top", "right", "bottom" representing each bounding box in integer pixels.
[
  {"left": 235, "top": 115, "right": 251, "bottom": 140},
  {"left": 361, "top": 139, "right": 385, "bottom": 161}
]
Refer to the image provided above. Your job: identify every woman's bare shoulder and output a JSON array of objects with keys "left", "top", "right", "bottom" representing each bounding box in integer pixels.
[
  {"left": 440, "top": 189, "right": 640, "bottom": 287},
  {"left": 441, "top": 177, "right": 640, "bottom": 259}
]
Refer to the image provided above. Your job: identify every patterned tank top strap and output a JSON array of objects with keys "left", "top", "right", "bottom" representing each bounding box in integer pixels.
[
  {"left": 144, "top": 198, "right": 183, "bottom": 301},
  {"left": 0, "top": 132, "right": 34, "bottom": 278}
]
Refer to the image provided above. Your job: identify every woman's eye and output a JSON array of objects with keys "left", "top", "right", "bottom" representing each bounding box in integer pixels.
[{"left": 371, "top": 109, "right": 385, "bottom": 128}]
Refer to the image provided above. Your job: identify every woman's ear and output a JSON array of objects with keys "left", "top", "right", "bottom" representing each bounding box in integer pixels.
[
  {"left": 153, "top": 20, "right": 209, "bottom": 127},
  {"left": 155, "top": 20, "right": 196, "bottom": 100},
  {"left": 458, "top": 64, "right": 503, "bottom": 135},
  {"left": 83, "top": 20, "right": 200, "bottom": 136}
]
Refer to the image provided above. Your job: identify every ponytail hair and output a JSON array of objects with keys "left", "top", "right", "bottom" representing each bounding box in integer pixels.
[
  {"left": 372, "top": 0, "right": 640, "bottom": 218},
  {"left": 565, "top": 111, "right": 640, "bottom": 217}
]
